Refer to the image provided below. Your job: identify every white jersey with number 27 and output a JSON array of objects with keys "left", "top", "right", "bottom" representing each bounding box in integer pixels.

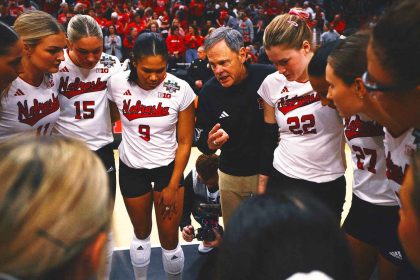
[{"left": 344, "top": 114, "right": 398, "bottom": 206}]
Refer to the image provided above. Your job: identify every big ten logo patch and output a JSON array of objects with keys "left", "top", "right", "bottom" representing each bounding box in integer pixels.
[
  {"left": 163, "top": 80, "right": 180, "bottom": 93},
  {"left": 96, "top": 68, "right": 109, "bottom": 73},
  {"left": 100, "top": 56, "right": 116, "bottom": 68},
  {"left": 158, "top": 92, "right": 172, "bottom": 99}
]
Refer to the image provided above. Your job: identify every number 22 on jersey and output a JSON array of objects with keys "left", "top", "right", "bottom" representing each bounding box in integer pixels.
[{"left": 287, "top": 114, "right": 317, "bottom": 135}]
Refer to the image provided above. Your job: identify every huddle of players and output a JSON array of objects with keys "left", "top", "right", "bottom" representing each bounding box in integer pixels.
[{"left": 0, "top": 0, "right": 419, "bottom": 279}]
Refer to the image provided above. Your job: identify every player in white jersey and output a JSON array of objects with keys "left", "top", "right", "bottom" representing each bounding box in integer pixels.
[
  {"left": 0, "top": 22, "right": 23, "bottom": 97},
  {"left": 326, "top": 32, "right": 411, "bottom": 280},
  {"left": 366, "top": 2, "right": 420, "bottom": 278},
  {"left": 399, "top": 150, "right": 420, "bottom": 271},
  {"left": 0, "top": 11, "right": 65, "bottom": 142},
  {"left": 258, "top": 13, "right": 346, "bottom": 219},
  {"left": 107, "top": 33, "right": 195, "bottom": 280},
  {"left": 54, "top": 15, "right": 122, "bottom": 197}
]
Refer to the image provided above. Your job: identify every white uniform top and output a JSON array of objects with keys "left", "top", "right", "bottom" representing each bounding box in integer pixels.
[
  {"left": 54, "top": 51, "right": 122, "bottom": 150},
  {"left": 0, "top": 75, "right": 60, "bottom": 142},
  {"left": 384, "top": 128, "right": 419, "bottom": 200},
  {"left": 344, "top": 114, "right": 398, "bottom": 206},
  {"left": 258, "top": 72, "right": 345, "bottom": 183},
  {"left": 107, "top": 71, "right": 195, "bottom": 169}
]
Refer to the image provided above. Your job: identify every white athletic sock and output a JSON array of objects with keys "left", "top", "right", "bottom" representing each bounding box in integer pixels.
[
  {"left": 105, "top": 231, "right": 114, "bottom": 279},
  {"left": 130, "top": 235, "right": 151, "bottom": 280},
  {"left": 162, "top": 244, "right": 184, "bottom": 280}
]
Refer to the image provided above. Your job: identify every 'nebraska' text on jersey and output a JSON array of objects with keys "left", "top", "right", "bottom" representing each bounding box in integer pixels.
[
  {"left": 344, "top": 114, "right": 398, "bottom": 206},
  {"left": 258, "top": 72, "right": 345, "bottom": 183},
  {"left": 107, "top": 72, "right": 195, "bottom": 169},
  {"left": 54, "top": 51, "right": 122, "bottom": 150},
  {"left": 0, "top": 76, "right": 60, "bottom": 142}
]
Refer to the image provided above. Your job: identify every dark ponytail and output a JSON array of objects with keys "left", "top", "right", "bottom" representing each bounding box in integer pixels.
[
  {"left": 0, "top": 22, "right": 19, "bottom": 56},
  {"left": 128, "top": 32, "right": 169, "bottom": 84},
  {"left": 328, "top": 31, "right": 369, "bottom": 85}
]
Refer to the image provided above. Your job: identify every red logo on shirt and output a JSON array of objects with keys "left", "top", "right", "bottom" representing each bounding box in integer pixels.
[
  {"left": 122, "top": 100, "right": 169, "bottom": 121},
  {"left": 17, "top": 94, "right": 60, "bottom": 126},
  {"left": 344, "top": 115, "right": 384, "bottom": 141},
  {"left": 276, "top": 91, "right": 319, "bottom": 115},
  {"left": 386, "top": 151, "right": 408, "bottom": 185},
  {"left": 58, "top": 77, "right": 107, "bottom": 98}
]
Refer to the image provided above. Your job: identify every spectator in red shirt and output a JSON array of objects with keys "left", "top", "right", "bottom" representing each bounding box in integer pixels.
[
  {"left": 185, "top": 25, "right": 203, "bottom": 63},
  {"left": 267, "top": 0, "right": 281, "bottom": 18},
  {"left": 125, "top": 12, "right": 146, "bottom": 36},
  {"left": 168, "top": 18, "right": 185, "bottom": 37},
  {"left": 87, "top": 8, "right": 106, "bottom": 28},
  {"left": 76, "top": 0, "right": 91, "bottom": 8},
  {"left": 8, "top": 1, "right": 22, "bottom": 18},
  {"left": 123, "top": 27, "right": 139, "bottom": 59},
  {"left": 147, "top": 20, "right": 161, "bottom": 34},
  {"left": 144, "top": 7, "right": 154, "bottom": 26},
  {"left": 189, "top": 0, "right": 204, "bottom": 25},
  {"left": 245, "top": 45, "right": 257, "bottom": 64},
  {"left": 0, "top": 4, "right": 16, "bottom": 26},
  {"left": 57, "top": 2, "right": 69, "bottom": 25},
  {"left": 138, "top": 0, "right": 153, "bottom": 10},
  {"left": 331, "top": 14, "right": 346, "bottom": 35},
  {"left": 106, "top": 12, "right": 125, "bottom": 36},
  {"left": 166, "top": 25, "right": 185, "bottom": 68},
  {"left": 154, "top": 0, "right": 168, "bottom": 15},
  {"left": 174, "top": 6, "right": 189, "bottom": 31}
]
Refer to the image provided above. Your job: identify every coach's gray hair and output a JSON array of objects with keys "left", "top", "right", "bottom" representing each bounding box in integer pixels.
[
  {"left": 67, "top": 14, "right": 103, "bottom": 42},
  {"left": 204, "top": 27, "right": 243, "bottom": 53}
]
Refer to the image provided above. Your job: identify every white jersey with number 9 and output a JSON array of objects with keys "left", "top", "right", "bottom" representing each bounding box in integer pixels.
[{"left": 107, "top": 71, "right": 195, "bottom": 169}]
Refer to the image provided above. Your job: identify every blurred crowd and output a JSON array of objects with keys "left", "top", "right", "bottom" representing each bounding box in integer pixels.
[{"left": 0, "top": 0, "right": 392, "bottom": 63}]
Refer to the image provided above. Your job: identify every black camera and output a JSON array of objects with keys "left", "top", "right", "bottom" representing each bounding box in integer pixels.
[{"left": 195, "top": 203, "right": 223, "bottom": 242}]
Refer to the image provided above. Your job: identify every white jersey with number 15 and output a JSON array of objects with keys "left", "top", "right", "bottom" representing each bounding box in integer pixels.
[{"left": 54, "top": 51, "right": 122, "bottom": 151}]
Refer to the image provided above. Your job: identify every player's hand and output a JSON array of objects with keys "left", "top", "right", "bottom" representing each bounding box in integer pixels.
[
  {"left": 182, "top": 225, "right": 195, "bottom": 242},
  {"left": 208, "top": 123, "right": 229, "bottom": 150},
  {"left": 195, "top": 80, "right": 203, "bottom": 88},
  {"left": 159, "top": 186, "right": 178, "bottom": 219}
]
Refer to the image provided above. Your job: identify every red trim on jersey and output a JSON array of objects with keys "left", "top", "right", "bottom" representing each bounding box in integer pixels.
[{"left": 344, "top": 115, "right": 384, "bottom": 141}]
